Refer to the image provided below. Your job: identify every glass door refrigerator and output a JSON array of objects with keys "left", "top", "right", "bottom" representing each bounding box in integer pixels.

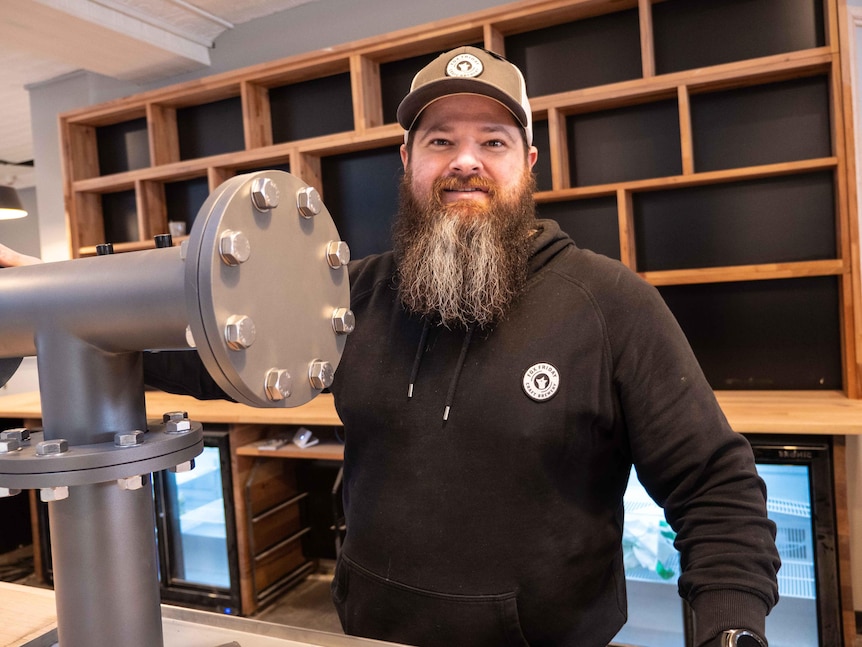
[
  {"left": 153, "top": 427, "right": 242, "bottom": 615},
  {"left": 611, "top": 435, "right": 843, "bottom": 647}
]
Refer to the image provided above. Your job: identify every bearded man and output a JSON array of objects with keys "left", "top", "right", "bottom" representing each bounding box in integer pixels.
[
  {"left": 107, "top": 45, "right": 780, "bottom": 647},
  {"left": 326, "top": 47, "right": 778, "bottom": 647}
]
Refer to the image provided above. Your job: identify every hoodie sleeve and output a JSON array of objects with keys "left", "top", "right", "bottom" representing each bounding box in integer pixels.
[
  {"left": 143, "top": 350, "right": 231, "bottom": 401},
  {"left": 590, "top": 257, "right": 780, "bottom": 645}
]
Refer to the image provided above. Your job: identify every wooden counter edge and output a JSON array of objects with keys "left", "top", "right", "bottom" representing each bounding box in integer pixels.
[{"left": 1, "top": 389, "right": 862, "bottom": 435}]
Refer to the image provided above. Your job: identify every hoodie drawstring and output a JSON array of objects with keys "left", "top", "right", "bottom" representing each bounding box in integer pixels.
[
  {"left": 407, "top": 319, "right": 476, "bottom": 422},
  {"left": 443, "top": 323, "right": 475, "bottom": 422},
  {"left": 408, "top": 318, "right": 432, "bottom": 399}
]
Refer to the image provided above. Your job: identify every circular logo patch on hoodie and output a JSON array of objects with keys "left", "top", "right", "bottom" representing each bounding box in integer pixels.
[{"left": 522, "top": 362, "right": 560, "bottom": 402}]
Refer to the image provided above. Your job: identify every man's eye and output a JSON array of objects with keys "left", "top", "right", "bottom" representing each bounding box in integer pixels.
[
  {"left": 485, "top": 140, "right": 505, "bottom": 148},
  {"left": 430, "top": 138, "right": 451, "bottom": 146}
]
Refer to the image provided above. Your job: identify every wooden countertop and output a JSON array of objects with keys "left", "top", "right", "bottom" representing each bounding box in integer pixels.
[
  {"left": 0, "top": 581, "right": 56, "bottom": 646},
  {"left": 0, "top": 390, "right": 342, "bottom": 426},
  {"left": 0, "top": 389, "right": 861, "bottom": 435}
]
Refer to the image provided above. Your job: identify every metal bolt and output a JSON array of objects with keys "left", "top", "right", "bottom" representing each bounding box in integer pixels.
[
  {"left": 251, "top": 177, "right": 280, "bottom": 211},
  {"left": 0, "top": 428, "right": 29, "bottom": 442},
  {"left": 297, "top": 186, "right": 322, "bottom": 218},
  {"left": 264, "top": 368, "right": 292, "bottom": 401},
  {"left": 117, "top": 475, "right": 148, "bottom": 491},
  {"left": 0, "top": 488, "right": 21, "bottom": 498},
  {"left": 308, "top": 360, "right": 335, "bottom": 390},
  {"left": 331, "top": 308, "right": 355, "bottom": 335},
  {"left": 114, "top": 430, "right": 145, "bottom": 448},
  {"left": 36, "top": 439, "right": 69, "bottom": 456},
  {"left": 219, "top": 229, "right": 251, "bottom": 266},
  {"left": 326, "top": 240, "right": 351, "bottom": 268},
  {"left": 224, "top": 314, "right": 256, "bottom": 350},
  {"left": 170, "top": 460, "right": 195, "bottom": 474},
  {"left": 41, "top": 486, "right": 69, "bottom": 502}
]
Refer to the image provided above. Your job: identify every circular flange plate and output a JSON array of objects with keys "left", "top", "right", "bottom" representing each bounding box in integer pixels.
[
  {"left": 185, "top": 171, "right": 350, "bottom": 407},
  {"left": 0, "top": 422, "right": 203, "bottom": 489}
]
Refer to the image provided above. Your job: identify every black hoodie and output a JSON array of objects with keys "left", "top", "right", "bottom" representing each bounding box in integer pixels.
[{"left": 329, "top": 219, "right": 779, "bottom": 647}]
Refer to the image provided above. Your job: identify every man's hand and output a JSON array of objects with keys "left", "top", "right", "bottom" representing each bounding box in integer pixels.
[{"left": 0, "top": 242, "right": 42, "bottom": 267}]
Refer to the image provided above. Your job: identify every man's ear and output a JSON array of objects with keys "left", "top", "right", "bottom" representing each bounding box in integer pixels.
[{"left": 400, "top": 143, "right": 409, "bottom": 171}]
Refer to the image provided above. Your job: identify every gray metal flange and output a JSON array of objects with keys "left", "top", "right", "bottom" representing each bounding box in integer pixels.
[
  {"left": 0, "top": 420, "right": 203, "bottom": 489},
  {"left": 184, "top": 170, "right": 352, "bottom": 408}
]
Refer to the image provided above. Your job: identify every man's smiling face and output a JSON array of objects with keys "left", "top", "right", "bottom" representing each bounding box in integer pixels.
[{"left": 400, "top": 93, "right": 537, "bottom": 213}]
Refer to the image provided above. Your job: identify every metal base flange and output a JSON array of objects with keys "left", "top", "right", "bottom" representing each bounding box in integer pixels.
[{"left": 0, "top": 421, "right": 203, "bottom": 489}]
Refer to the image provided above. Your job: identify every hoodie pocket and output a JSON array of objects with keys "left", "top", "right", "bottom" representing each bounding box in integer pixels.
[{"left": 332, "top": 555, "right": 530, "bottom": 647}]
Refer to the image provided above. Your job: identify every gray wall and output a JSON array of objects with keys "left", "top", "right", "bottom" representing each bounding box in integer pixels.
[{"left": 28, "top": 0, "right": 512, "bottom": 261}]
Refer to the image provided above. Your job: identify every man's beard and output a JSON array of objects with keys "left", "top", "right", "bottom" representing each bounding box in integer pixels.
[{"left": 392, "top": 169, "right": 537, "bottom": 329}]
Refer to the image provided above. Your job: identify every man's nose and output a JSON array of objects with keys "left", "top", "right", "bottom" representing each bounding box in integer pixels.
[{"left": 449, "top": 143, "right": 482, "bottom": 173}]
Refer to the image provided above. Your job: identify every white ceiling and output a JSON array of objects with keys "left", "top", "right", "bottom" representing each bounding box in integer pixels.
[{"left": 0, "top": 0, "right": 320, "bottom": 187}]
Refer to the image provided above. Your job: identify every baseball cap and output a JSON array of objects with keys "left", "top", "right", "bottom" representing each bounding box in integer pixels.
[{"left": 397, "top": 46, "right": 533, "bottom": 145}]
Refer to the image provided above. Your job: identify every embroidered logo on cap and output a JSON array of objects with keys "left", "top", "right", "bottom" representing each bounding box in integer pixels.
[
  {"left": 446, "top": 53, "right": 484, "bottom": 78},
  {"left": 522, "top": 363, "right": 560, "bottom": 402}
]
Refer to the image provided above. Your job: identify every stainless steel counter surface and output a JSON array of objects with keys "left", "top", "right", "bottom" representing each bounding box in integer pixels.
[{"left": 0, "top": 582, "right": 401, "bottom": 647}]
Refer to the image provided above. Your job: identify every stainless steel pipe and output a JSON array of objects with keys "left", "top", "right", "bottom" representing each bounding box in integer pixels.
[{"left": 0, "top": 170, "right": 351, "bottom": 647}]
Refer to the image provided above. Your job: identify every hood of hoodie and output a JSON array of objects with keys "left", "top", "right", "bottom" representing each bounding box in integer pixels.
[{"left": 528, "top": 218, "right": 574, "bottom": 276}]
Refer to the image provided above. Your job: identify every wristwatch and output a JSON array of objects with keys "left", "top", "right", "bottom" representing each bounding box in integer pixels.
[{"left": 721, "top": 629, "right": 767, "bottom": 647}]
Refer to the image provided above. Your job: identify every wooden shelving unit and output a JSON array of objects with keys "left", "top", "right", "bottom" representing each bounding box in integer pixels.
[{"left": 58, "top": 0, "right": 862, "bottom": 398}]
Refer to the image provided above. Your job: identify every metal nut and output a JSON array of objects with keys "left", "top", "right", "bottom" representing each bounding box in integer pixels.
[
  {"left": 0, "top": 438, "right": 20, "bottom": 453},
  {"left": 0, "top": 427, "right": 29, "bottom": 442},
  {"left": 165, "top": 419, "right": 192, "bottom": 434},
  {"left": 163, "top": 411, "right": 189, "bottom": 423},
  {"left": 224, "top": 314, "right": 256, "bottom": 350},
  {"left": 117, "top": 475, "right": 148, "bottom": 491},
  {"left": 114, "top": 430, "right": 145, "bottom": 447},
  {"left": 170, "top": 460, "right": 195, "bottom": 473},
  {"left": 308, "top": 359, "right": 335, "bottom": 390},
  {"left": 331, "top": 308, "right": 355, "bottom": 335},
  {"left": 326, "top": 240, "right": 351, "bottom": 268},
  {"left": 41, "top": 486, "right": 69, "bottom": 502},
  {"left": 219, "top": 229, "right": 251, "bottom": 266},
  {"left": 0, "top": 487, "right": 21, "bottom": 498},
  {"left": 36, "top": 439, "right": 69, "bottom": 456},
  {"left": 251, "top": 176, "right": 280, "bottom": 211},
  {"left": 297, "top": 186, "right": 322, "bottom": 218},
  {"left": 264, "top": 368, "right": 292, "bottom": 401}
]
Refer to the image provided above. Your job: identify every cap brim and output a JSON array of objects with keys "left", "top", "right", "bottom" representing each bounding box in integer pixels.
[{"left": 397, "top": 77, "right": 529, "bottom": 132}]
